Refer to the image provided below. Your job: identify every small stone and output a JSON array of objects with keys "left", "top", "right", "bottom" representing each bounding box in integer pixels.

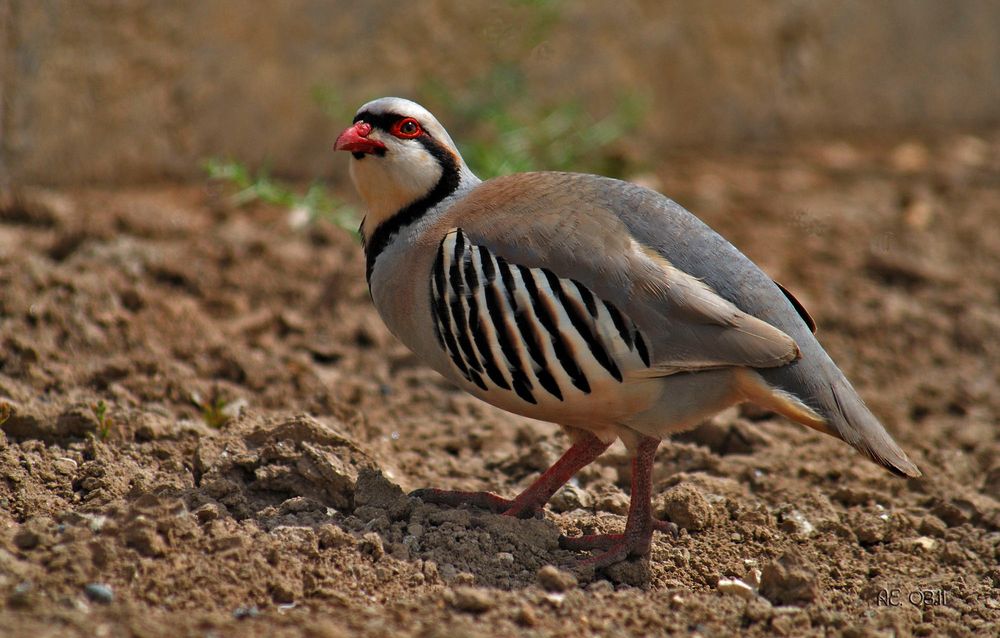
[
  {"left": 53, "top": 457, "right": 79, "bottom": 475},
  {"left": 193, "top": 503, "right": 223, "bottom": 523},
  {"left": 270, "top": 582, "right": 297, "bottom": 604},
  {"left": 233, "top": 605, "right": 260, "bottom": 620},
  {"left": 536, "top": 565, "right": 577, "bottom": 592},
  {"left": 549, "top": 484, "right": 593, "bottom": 513},
  {"left": 83, "top": 583, "right": 114, "bottom": 605},
  {"left": 495, "top": 552, "right": 514, "bottom": 566},
  {"left": 760, "top": 551, "right": 819, "bottom": 606},
  {"left": 778, "top": 510, "right": 815, "bottom": 537},
  {"left": 450, "top": 587, "right": 494, "bottom": 613},
  {"left": 909, "top": 536, "right": 936, "bottom": 551},
  {"left": 717, "top": 578, "right": 756, "bottom": 600},
  {"left": 658, "top": 484, "right": 714, "bottom": 531},
  {"left": 13, "top": 528, "right": 41, "bottom": 550}
]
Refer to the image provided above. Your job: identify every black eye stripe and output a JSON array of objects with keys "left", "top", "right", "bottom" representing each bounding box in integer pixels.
[{"left": 354, "top": 110, "right": 427, "bottom": 137}]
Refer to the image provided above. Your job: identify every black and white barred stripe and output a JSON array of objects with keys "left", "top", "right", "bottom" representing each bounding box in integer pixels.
[{"left": 430, "top": 229, "right": 651, "bottom": 405}]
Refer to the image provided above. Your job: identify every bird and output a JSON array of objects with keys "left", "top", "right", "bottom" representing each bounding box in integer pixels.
[{"left": 334, "top": 97, "right": 921, "bottom": 567}]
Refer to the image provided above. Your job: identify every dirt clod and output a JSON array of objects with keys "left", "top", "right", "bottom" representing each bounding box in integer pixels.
[
  {"left": 658, "top": 484, "right": 715, "bottom": 531},
  {"left": 760, "top": 551, "right": 820, "bottom": 607},
  {"left": 449, "top": 587, "right": 494, "bottom": 613},
  {"left": 536, "top": 565, "right": 578, "bottom": 592}
]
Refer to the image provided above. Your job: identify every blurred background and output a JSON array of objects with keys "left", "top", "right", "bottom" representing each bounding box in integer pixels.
[{"left": 2, "top": 0, "right": 999, "bottom": 189}]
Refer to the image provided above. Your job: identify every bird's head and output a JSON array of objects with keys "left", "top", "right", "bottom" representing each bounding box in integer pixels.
[{"left": 335, "top": 97, "right": 477, "bottom": 244}]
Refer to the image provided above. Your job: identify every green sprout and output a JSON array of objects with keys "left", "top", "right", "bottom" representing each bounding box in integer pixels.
[
  {"left": 203, "top": 158, "right": 359, "bottom": 236},
  {"left": 91, "top": 400, "right": 112, "bottom": 440},
  {"left": 191, "top": 391, "right": 234, "bottom": 430}
]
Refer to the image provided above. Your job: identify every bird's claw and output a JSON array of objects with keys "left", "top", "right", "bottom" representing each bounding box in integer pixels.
[{"left": 559, "top": 518, "right": 678, "bottom": 567}]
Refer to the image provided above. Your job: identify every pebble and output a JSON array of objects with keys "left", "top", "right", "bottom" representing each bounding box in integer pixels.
[
  {"left": 549, "top": 484, "right": 593, "bottom": 513},
  {"left": 13, "top": 528, "right": 41, "bottom": 550},
  {"left": 450, "top": 586, "right": 494, "bottom": 613},
  {"left": 778, "top": 509, "right": 815, "bottom": 537},
  {"left": 193, "top": 503, "right": 223, "bottom": 523},
  {"left": 233, "top": 605, "right": 260, "bottom": 619},
  {"left": 536, "top": 565, "right": 577, "bottom": 592},
  {"left": 909, "top": 536, "right": 937, "bottom": 551},
  {"left": 84, "top": 583, "right": 114, "bottom": 605},
  {"left": 717, "top": 578, "right": 756, "bottom": 600},
  {"left": 53, "top": 457, "right": 79, "bottom": 475}
]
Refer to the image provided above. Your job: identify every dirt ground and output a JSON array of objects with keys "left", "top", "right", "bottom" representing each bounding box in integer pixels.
[{"left": 1, "top": 130, "right": 999, "bottom": 637}]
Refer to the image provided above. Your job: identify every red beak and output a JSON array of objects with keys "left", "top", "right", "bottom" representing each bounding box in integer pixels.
[{"left": 334, "top": 121, "right": 386, "bottom": 155}]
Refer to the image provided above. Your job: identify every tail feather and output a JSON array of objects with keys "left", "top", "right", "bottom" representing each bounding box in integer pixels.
[
  {"left": 827, "top": 379, "right": 921, "bottom": 478},
  {"left": 747, "top": 365, "right": 921, "bottom": 478}
]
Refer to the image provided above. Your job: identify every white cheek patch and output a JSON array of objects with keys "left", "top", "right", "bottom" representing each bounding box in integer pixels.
[{"left": 350, "top": 138, "right": 444, "bottom": 230}]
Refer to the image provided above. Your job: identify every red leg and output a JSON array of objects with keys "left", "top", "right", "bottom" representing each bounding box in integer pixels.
[
  {"left": 559, "top": 435, "right": 678, "bottom": 567},
  {"left": 411, "top": 429, "right": 611, "bottom": 518}
]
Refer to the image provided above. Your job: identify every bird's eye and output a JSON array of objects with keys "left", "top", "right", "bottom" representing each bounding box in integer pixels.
[{"left": 391, "top": 117, "right": 422, "bottom": 139}]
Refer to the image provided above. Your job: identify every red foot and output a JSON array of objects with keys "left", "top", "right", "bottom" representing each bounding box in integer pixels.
[
  {"left": 410, "top": 432, "right": 611, "bottom": 520},
  {"left": 560, "top": 519, "right": 678, "bottom": 566},
  {"left": 559, "top": 436, "right": 676, "bottom": 567}
]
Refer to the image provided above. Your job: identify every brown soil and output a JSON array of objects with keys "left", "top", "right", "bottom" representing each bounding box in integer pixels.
[{"left": 2, "top": 132, "right": 999, "bottom": 637}]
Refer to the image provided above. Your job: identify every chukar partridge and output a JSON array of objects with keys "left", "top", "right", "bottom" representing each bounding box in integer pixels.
[{"left": 335, "top": 97, "right": 920, "bottom": 567}]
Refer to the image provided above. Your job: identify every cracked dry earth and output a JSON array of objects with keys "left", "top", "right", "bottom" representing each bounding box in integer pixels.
[{"left": 1, "top": 131, "right": 999, "bottom": 637}]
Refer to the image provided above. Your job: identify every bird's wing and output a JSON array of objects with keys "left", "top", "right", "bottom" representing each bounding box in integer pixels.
[{"left": 437, "top": 172, "right": 800, "bottom": 379}]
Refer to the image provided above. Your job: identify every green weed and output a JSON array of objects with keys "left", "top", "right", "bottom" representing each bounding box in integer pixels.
[
  {"left": 203, "top": 158, "right": 359, "bottom": 236},
  {"left": 422, "top": 65, "right": 646, "bottom": 179},
  {"left": 191, "top": 391, "right": 234, "bottom": 430},
  {"left": 91, "top": 400, "right": 112, "bottom": 440}
]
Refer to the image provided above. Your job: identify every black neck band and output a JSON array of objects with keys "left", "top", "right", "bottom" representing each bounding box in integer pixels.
[{"left": 364, "top": 136, "right": 461, "bottom": 283}]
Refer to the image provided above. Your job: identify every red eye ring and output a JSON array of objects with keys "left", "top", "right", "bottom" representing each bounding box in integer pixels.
[{"left": 390, "top": 117, "right": 422, "bottom": 139}]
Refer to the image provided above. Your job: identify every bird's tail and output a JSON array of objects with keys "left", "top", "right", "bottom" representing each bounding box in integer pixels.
[{"left": 739, "top": 357, "right": 921, "bottom": 478}]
